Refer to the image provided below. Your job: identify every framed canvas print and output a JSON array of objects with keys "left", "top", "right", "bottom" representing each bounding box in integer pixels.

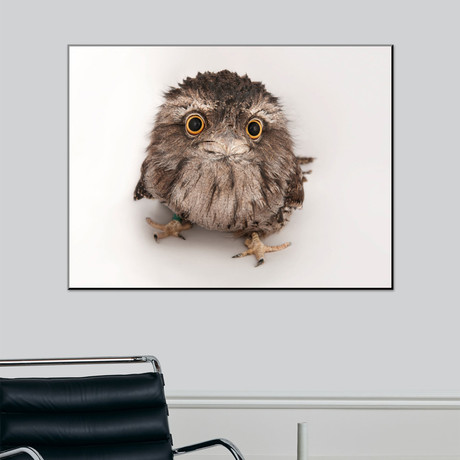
[{"left": 68, "top": 45, "right": 392, "bottom": 289}]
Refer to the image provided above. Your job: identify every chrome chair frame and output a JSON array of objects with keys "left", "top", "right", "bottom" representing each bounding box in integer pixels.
[
  {"left": 0, "top": 448, "right": 44, "bottom": 460},
  {"left": 0, "top": 356, "right": 245, "bottom": 460}
]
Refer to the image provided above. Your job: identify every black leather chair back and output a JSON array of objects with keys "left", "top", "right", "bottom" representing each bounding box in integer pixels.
[{"left": 0, "top": 372, "right": 173, "bottom": 460}]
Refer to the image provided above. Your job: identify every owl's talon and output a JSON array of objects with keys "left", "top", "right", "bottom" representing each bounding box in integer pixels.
[
  {"left": 233, "top": 232, "right": 291, "bottom": 266},
  {"left": 146, "top": 217, "right": 192, "bottom": 242}
]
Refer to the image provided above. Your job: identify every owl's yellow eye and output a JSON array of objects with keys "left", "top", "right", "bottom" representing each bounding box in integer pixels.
[
  {"left": 186, "top": 114, "right": 205, "bottom": 135},
  {"left": 246, "top": 119, "right": 262, "bottom": 139}
]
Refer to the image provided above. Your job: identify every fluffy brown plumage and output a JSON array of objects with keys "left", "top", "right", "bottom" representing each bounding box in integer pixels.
[
  {"left": 134, "top": 71, "right": 313, "bottom": 265},
  {"left": 135, "top": 70, "right": 308, "bottom": 240}
]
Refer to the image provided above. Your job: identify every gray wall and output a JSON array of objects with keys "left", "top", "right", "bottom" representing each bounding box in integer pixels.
[{"left": 1, "top": 0, "right": 459, "bottom": 401}]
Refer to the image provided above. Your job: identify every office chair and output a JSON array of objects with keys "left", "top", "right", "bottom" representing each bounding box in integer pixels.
[{"left": 0, "top": 356, "right": 245, "bottom": 460}]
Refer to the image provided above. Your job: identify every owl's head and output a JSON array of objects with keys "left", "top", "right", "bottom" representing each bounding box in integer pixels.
[{"left": 150, "top": 70, "right": 293, "bottom": 163}]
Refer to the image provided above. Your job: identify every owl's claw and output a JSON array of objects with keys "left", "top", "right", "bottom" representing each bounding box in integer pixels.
[
  {"left": 255, "top": 258, "right": 265, "bottom": 267},
  {"left": 232, "top": 232, "right": 291, "bottom": 267},
  {"left": 146, "top": 217, "right": 192, "bottom": 242}
]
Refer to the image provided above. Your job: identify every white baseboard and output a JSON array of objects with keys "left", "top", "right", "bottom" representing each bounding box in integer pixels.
[
  {"left": 181, "top": 455, "right": 460, "bottom": 460},
  {"left": 168, "top": 397, "right": 460, "bottom": 458}
]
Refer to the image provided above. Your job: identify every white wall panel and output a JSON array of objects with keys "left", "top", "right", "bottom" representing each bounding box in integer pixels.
[{"left": 168, "top": 405, "right": 460, "bottom": 458}]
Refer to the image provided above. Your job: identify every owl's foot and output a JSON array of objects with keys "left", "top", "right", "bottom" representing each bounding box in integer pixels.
[
  {"left": 146, "top": 217, "right": 192, "bottom": 242},
  {"left": 232, "top": 232, "right": 291, "bottom": 267}
]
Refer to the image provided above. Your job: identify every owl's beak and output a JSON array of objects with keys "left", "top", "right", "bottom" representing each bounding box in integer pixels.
[{"left": 202, "top": 131, "right": 250, "bottom": 156}]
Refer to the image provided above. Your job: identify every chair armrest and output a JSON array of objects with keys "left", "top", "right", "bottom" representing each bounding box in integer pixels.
[
  {"left": 0, "top": 447, "right": 44, "bottom": 460},
  {"left": 173, "top": 439, "right": 245, "bottom": 460}
]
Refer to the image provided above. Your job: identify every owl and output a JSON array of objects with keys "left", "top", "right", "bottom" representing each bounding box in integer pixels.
[{"left": 134, "top": 70, "right": 313, "bottom": 266}]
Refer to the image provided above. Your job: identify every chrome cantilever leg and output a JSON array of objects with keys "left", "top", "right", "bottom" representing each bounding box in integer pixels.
[
  {"left": 173, "top": 439, "right": 245, "bottom": 460},
  {"left": 0, "top": 447, "right": 44, "bottom": 460}
]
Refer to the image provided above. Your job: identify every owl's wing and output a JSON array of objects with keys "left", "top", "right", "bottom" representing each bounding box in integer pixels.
[
  {"left": 133, "top": 177, "right": 153, "bottom": 200},
  {"left": 133, "top": 158, "right": 154, "bottom": 201},
  {"left": 284, "top": 162, "right": 305, "bottom": 209}
]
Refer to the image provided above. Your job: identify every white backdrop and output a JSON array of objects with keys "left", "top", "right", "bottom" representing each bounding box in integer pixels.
[{"left": 69, "top": 46, "right": 391, "bottom": 288}]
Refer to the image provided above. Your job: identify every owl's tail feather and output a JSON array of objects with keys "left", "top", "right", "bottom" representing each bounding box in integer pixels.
[
  {"left": 297, "top": 156, "right": 314, "bottom": 182},
  {"left": 302, "top": 170, "right": 313, "bottom": 183},
  {"left": 297, "top": 156, "right": 315, "bottom": 165}
]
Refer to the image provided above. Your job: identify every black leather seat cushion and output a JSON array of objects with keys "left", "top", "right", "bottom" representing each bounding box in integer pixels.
[{"left": 0, "top": 372, "right": 173, "bottom": 460}]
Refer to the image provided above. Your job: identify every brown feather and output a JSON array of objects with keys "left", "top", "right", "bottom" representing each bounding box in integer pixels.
[{"left": 134, "top": 70, "right": 312, "bottom": 237}]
